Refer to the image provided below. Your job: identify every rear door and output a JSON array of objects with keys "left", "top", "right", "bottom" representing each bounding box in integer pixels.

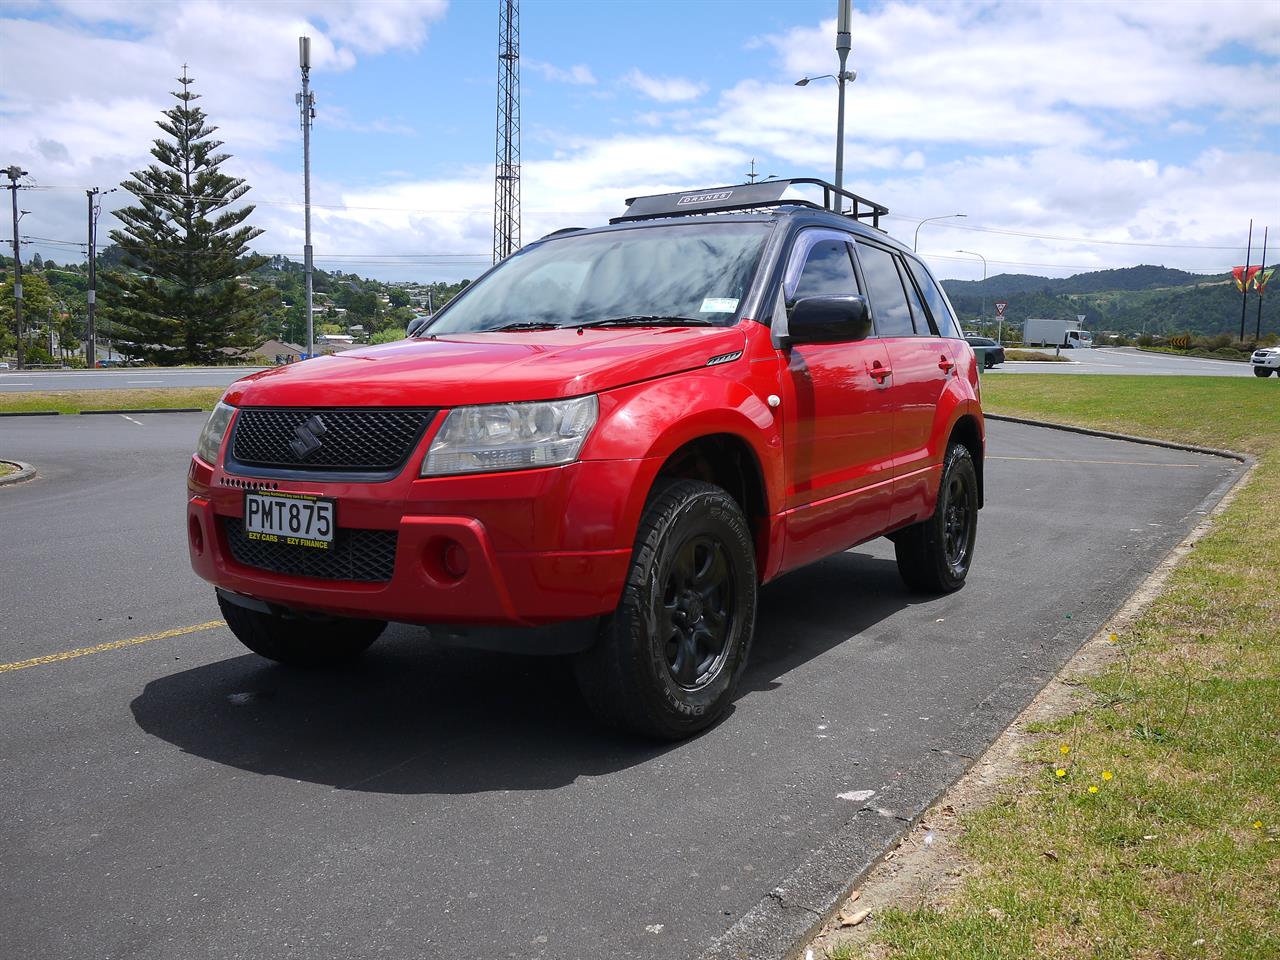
[
  {"left": 778, "top": 230, "right": 896, "bottom": 570},
  {"left": 853, "top": 240, "right": 956, "bottom": 527}
]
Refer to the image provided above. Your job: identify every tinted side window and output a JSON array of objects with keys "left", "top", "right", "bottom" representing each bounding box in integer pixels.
[
  {"left": 906, "top": 256, "right": 963, "bottom": 339},
  {"left": 896, "top": 257, "right": 934, "bottom": 335},
  {"left": 792, "top": 239, "right": 858, "bottom": 301},
  {"left": 856, "top": 243, "right": 914, "bottom": 337}
]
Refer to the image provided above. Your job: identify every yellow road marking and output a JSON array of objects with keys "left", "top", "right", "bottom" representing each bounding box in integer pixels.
[
  {"left": 0, "top": 620, "right": 225, "bottom": 674},
  {"left": 989, "top": 456, "right": 1206, "bottom": 468}
]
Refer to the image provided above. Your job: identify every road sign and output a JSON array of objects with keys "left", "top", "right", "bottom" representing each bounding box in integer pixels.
[{"left": 995, "top": 301, "right": 1007, "bottom": 318}]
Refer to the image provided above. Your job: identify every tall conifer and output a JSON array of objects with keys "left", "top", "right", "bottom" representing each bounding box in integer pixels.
[{"left": 105, "top": 68, "right": 270, "bottom": 364}]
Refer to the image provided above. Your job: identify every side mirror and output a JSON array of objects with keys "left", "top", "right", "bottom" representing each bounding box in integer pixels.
[
  {"left": 785, "top": 295, "right": 872, "bottom": 345},
  {"left": 406, "top": 316, "right": 430, "bottom": 338}
]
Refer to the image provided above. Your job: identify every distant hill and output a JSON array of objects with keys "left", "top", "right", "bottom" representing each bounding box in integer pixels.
[{"left": 941, "top": 264, "right": 1277, "bottom": 337}]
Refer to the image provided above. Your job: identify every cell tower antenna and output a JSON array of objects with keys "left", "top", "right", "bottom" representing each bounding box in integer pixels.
[{"left": 493, "top": 0, "right": 521, "bottom": 263}]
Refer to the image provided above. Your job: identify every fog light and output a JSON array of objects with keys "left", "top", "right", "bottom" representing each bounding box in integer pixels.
[
  {"left": 189, "top": 515, "right": 204, "bottom": 554},
  {"left": 442, "top": 540, "right": 469, "bottom": 580}
]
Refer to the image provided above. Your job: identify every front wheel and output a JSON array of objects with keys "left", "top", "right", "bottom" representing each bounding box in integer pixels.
[
  {"left": 217, "top": 593, "right": 385, "bottom": 667},
  {"left": 1254, "top": 367, "right": 1273, "bottom": 378},
  {"left": 894, "top": 443, "right": 979, "bottom": 593},
  {"left": 573, "top": 479, "right": 757, "bottom": 740}
]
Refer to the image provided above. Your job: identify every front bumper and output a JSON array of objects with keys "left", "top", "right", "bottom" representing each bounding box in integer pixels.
[
  {"left": 187, "top": 455, "right": 652, "bottom": 627},
  {"left": 1252, "top": 353, "right": 1280, "bottom": 369}
]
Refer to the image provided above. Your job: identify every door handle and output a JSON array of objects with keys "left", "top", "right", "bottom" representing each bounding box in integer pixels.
[
  {"left": 938, "top": 355, "right": 955, "bottom": 374},
  {"left": 870, "top": 361, "right": 892, "bottom": 383}
]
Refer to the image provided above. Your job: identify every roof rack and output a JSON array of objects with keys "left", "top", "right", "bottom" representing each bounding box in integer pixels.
[{"left": 611, "top": 177, "right": 888, "bottom": 228}]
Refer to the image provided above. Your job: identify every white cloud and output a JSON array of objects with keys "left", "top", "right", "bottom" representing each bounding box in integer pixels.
[
  {"left": 526, "top": 60, "right": 597, "bottom": 85},
  {"left": 623, "top": 69, "right": 707, "bottom": 103}
]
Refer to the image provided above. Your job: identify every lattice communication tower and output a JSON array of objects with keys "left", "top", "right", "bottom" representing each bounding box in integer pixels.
[{"left": 493, "top": 0, "right": 521, "bottom": 263}]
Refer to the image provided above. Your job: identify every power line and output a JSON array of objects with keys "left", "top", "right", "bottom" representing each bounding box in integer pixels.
[{"left": 887, "top": 212, "right": 1244, "bottom": 251}]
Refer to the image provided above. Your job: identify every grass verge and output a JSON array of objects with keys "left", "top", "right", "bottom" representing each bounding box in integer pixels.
[
  {"left": 0, "top": 462, "right": 16, "bottom": 478},
  {"left": 833, "top": 375, "right": 1280, "bottom": 960},
  {"left": 1004, "top": 349, "right": 1072, "bottom": 362},
  {"left": 0, "top": 387, "right": 223, "bottom": 415}
]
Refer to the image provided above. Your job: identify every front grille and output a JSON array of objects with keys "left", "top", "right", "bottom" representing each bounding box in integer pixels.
[
  {"left": 222, "top": 518, "right": 397, "bottom": 583},
  {"left": 232, "top": 408, "right": 434, "bottom": 471}
]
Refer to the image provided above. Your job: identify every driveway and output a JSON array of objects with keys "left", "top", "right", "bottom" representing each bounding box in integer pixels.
[{"left": 0, "top": 413, "right": 1242, "bottom": 959}]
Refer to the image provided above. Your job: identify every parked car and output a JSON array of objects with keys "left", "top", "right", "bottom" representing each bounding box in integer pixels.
[
  {"left": 187, "top": 177, "right": 985, "bottom": 739},
  {"left": 1251, "top": 346, "right": 1280, "bottom": 377},
  {"left": 965, "top": 336, "right": 1005, "bottom": 368}
]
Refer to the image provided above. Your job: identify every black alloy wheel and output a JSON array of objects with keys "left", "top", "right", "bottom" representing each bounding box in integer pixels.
[
  {"left": 894, "top": 442, "right": 980, "bottom": 593},
  {"left": 661, "top": 535, "right": 736, "bottom": 691}
]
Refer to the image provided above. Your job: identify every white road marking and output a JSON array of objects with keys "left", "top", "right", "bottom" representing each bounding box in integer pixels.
[
  {"left": 127, "top": 379, "right": 163, "bottom": 384},
  {"left": 121, "top": 415, "right": 144, "bottom": 425}
]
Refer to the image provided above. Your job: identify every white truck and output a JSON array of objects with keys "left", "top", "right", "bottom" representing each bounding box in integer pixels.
[{"left": 1023, "top": 318, "right": 1093, "bottom": 349}]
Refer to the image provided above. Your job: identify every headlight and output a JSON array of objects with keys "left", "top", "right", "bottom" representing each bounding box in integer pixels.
[
  {"left": 195, "top": 400, "right": 236, "bottom": 464},
  {"left": 422, "top": 395, "right": 598, "bottom": 476}
]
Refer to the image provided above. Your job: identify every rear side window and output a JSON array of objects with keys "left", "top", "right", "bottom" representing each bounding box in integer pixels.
[
  {"left": 906, "top": 256, "right": 963, "bottom": 339},
  {"left": 792, "top": 239, "right": 858, "bottom": 301},
  {"left": 855, "top": 243, "right": 915, "bottom": 337}
]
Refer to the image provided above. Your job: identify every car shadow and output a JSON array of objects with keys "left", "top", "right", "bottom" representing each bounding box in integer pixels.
[{"left": 130, "top": 550, "right": 927, "bottom": 795}]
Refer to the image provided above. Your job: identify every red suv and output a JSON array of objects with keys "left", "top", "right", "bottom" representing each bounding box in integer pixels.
[{"left": 187, "top": 179, "right": 983, "bottom": 739}]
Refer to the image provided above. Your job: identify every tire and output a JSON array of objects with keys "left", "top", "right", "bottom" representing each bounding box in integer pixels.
[
  {"left": 217, "top": 592, "right": 385, "bottom": 667},
  {"left": 573, "top": 479, "right": 757, "bottom": 740},
  {"left": 894, "top": 443, "right": 979, "bottom": 594},
  {"left": 1254, "top": 367, "right": 1272, "bottom": 378},
  {"left": 984, "top": 356, "right": 994, "bottom": 369}
]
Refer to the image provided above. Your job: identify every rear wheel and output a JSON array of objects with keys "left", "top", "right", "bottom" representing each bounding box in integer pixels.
[
  {"left": 1254, "top": 367, "right": 1273, "bottom": 378},
  {"left": 895, "top": 443, "right": 979, "bottom": 593},
  {"left": 573, "top": 479, "right": 757, "bottom": 740},
  {"left": 217, "top": 593, "right": 385, "bottom": 667}
]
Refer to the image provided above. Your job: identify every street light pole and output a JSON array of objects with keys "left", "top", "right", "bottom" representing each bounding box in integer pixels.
[
  {"left": 298, "top": 37, "right": 316, "bottom": 359},
  {"left": 913, "top": 213, "right": 966, "bottom": 252},
  {"left": 956, "top": 249, "right": 988, "bottom": 335},
  {"left": 834, "top": 0, "right": 852, "bottom": 207}
]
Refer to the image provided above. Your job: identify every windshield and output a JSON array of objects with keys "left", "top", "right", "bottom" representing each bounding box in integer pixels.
[{"left": 424, "top": 221, "right": 772, "bottom": 335}]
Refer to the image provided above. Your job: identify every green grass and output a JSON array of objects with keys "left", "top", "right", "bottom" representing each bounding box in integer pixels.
[
  {"left": 0, "top": 387, "right": 223, "bottom": 415},
  {"left": 838, "top": 375, "right": 1280, "bottom": 960},
  {"left": 1004, "top": 349, "right": 1072, "bottom": 362},
  {"left": 0, "top": 461, "right": 16, "bottom": 478}
]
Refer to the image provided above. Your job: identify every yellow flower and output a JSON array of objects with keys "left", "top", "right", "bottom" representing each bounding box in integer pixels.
[
  {"left": 1109, "top": 633, "right": 1118, "bottom": 643},
  {"left": 1056, "top": 769, "right": 1067, "bottom": 778},
  {"left": 1102, "top": 771, "right": 1114, "bottom": 782},
  {"left": 1060, "top": 744, "right": 1071, "bottom": 755},
  {"left": 1254, "top": 821, "right": 1264, "bottom": 830},
  {"left": 1088, "top": 785, "right": 1099, "bottom": 794}
]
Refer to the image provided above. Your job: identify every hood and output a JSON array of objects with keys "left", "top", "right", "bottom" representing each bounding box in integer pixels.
[{"left": 223, "top": 325, "right": 748, "bottom": 408}]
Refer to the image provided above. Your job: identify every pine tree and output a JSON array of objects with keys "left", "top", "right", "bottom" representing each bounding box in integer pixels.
[{"left": 104, "top": 68, "right": 271, "bottom": 365}]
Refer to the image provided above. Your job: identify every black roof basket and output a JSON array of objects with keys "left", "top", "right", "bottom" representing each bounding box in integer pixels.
[{"left": 611, "top": 177, "right": 888, "bottom": 228}]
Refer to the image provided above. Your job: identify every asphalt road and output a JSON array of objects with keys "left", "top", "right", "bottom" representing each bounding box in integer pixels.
[
  {"left": 0, "top": 366, "right": 265, "bottom": 393},
  {"left": 989, "top": 345, "right": 1254, "bottom": 376},
  {"left": 0, "top": 414, "right": 1242, "bottom": 960}
]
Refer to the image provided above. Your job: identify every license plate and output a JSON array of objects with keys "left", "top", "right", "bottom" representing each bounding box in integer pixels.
[{"left": 244, "top": 492, "right": 335, "bottom": 550}]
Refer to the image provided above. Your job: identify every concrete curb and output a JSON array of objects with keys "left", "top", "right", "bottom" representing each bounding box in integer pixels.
[
  {"left": 79, "top": 408, "right": 206, "bottom": 415},
  {"left": 984, "top": 413, "right": 1253, "bottom": 464},
  {"left": 1135, "top": 346, "right": 1250, "bottom": 364},
  {"left": 0, "top": 410, "right": 61, "bottom": 417},
  {"left": 0, "top": 460, "right": 36, "bottom": 486},
  {"left": 699, "top": 419, "right": 1253, "bottom": 960}
]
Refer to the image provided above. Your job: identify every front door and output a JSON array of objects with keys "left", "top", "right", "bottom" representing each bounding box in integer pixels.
[{"left": 779, "top": 231, "right": 896, "bottom": 571}]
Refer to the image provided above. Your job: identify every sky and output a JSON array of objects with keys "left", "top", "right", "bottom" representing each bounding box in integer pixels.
[{"left": 1, "top": 0, "right": 1278, "bottom": 284}]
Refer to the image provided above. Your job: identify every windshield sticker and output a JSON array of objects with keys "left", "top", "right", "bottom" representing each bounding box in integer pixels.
[{"left": 699, "top": 297, "right": 739, "bottom": 314}]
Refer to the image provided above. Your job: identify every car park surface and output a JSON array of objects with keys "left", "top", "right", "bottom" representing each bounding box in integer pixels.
[
  {"left": 0, "top": 366, "right": 266, "bottom": 392},
  {"left": 0, "top": 412, "right": 1241, "bottom": 960}
]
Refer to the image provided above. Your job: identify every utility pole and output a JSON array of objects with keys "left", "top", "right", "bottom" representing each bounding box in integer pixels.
[
  {"left": 298, "top": 36, "right": 316, "bottom": 359},
  {"left": 1240, "top": 219, "right": 1252, "bottom": 343},
  {"left": 85, "top": 186, "right": 115, "bottom": 369},
  {"left": 493, "top": 0, "right": 521, "bottom": 262},
  {"left": 834, "top": 0, "right": 853, "bottom": 209},
  {"left": 1256, "top": 226, "right": 1268, "bottom": 342},
  {"left": 5, "top": 165, "right": 28, "bottom": 369}
]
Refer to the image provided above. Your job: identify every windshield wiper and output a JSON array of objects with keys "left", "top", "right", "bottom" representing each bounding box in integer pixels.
[
  {"left": 490, "top": 321, "right": 564, "bottom": 332},
  {"left": 573, "top": 315, "right": 715, "bottom": 330}
]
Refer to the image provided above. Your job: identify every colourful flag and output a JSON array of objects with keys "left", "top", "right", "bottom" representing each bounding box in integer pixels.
[
  {"left": 1253, "top": 267, "right": 1274, "bottom": 293},
  {"left": 1233, "top": 266, "right": 1262, "bottom": 291}
]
